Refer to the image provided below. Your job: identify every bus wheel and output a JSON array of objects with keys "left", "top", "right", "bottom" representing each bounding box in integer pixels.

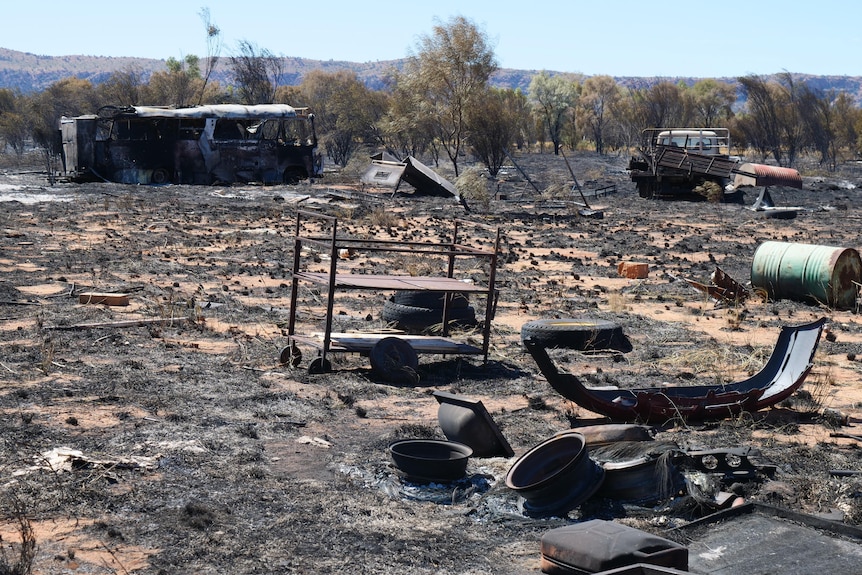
[
  {"left": 282, "top": 167, "right": 306, "bottom": 185},
  {"left": 151, "top": 168, "right": 171, "bottom": 185}
]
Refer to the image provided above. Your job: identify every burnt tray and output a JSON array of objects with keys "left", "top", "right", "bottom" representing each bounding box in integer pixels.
[{"left": 666, "top": 502, "right": 862, "bottom": 574}]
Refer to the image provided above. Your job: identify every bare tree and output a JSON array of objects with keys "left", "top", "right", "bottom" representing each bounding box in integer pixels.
[
  {"left": 197, "top": 7, "right": 223, "bottom": 105},
  {"left": 467, "top": 87, "right": 523, "bottom": 176},
  {"left": 578, "top": 75, "right": 620, "bottom": 155},
  {"left": 230, "top": 40, "right": 283, "bottom": 105},
  {"left": 99, "top": 65, "right": 146, "bottom": 106},
  {"left": 737, "top": 75, "right": 784, "bottom": 165}
]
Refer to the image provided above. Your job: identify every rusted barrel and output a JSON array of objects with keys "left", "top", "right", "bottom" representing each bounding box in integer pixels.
[{"left": 751, "top": 241, "right": 862, "bottom": 309}]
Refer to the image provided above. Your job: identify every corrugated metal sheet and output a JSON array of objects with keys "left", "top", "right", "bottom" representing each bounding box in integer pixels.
[{"left": 733, "top": 163, "right": 803, "bottom": 188}]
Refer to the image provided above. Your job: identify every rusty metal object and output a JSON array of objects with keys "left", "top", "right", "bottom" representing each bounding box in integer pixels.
[
  {"left": 524, "top": 318, "right": 826, "bottom": 423},
  {"left": 505, "top": 432, "right": 604, "bottom": 517},
  {"left": 751, "top": 241, "right": 862, "bottom": 309},
  {"left": 433, "top": 391, "right": 514, "bottom": 458},
  {"left": 686, "top": 266, "right": 750, "bottom": 303},
  {"left": 733, "top": 163, "right": 803, "bottom": 188},
  {"left": 60, "top": 104, "right": 321, "bottom": 185}
]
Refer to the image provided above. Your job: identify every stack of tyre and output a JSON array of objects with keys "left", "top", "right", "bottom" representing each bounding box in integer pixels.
[{"left": 381, "top": 291, "right": 477, "bottom": 334}]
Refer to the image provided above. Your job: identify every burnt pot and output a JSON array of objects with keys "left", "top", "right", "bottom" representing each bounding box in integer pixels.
[
  {"left": 505, "top": 432, "right": 604, "bottom": 516},
  {"left": 389, "top": 439, "right": 472, "bottom": 482}
]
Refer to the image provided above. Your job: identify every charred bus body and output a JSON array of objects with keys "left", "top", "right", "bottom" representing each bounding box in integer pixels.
[{"left": 60, "top": 104, "right": 322, "bottom": 185}]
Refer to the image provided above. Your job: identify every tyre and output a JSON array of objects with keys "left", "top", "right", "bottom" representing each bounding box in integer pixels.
[
  {"left": 370, "top": 337, "right": 419, "bottom": 384},
  {"left": 151, "top": 168, "right": 171, "bottom": 185},
  {"left": 381, "top": 301, "right": 476, "bottom": 333},
  {"left": 520, "top": 318, "right": 632, "bottom": 352},
  {"left": 391, "top": 291, "right": 470, "bottom": 309}
]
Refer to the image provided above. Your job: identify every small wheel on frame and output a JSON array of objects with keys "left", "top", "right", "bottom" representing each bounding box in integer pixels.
[
  {"left": 308, "top": 357, "right": 332, "bottom": 374},
  {"left": 279, "top": 344, "right": 302, "bottom": 367}
]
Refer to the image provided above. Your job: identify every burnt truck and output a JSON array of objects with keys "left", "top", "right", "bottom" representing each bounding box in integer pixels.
[
  {"left": 59, "top": 104, "right": 323, "bottom": 185},
  {"left": 628, "top": 127, "right": 805, "bottom": 201},
  {"left": 628, "top": 128, "right": 739, "bottom": 200}
]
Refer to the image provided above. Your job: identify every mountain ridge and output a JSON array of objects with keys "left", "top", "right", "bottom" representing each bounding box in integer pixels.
[{"left": 2, "top": 48, "right": 861, "bottom": 104}]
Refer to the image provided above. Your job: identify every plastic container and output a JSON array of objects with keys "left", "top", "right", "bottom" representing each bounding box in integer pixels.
[{"left": 540, "top": 519, "right": 688, "bottom": 575}]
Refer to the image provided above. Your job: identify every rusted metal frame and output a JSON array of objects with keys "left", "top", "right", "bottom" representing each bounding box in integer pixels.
[
  {"left": 480, "top": 227, "right": 502, "bottom": 363},
  {"left": 286, "top": 211, "right": 311, "bottom": 341},
  {"left": 440, "top": 221, "right": 461, "bottom": 338},
  {"left": 319, "top": 217, "right": 340, "bottom": 366}
]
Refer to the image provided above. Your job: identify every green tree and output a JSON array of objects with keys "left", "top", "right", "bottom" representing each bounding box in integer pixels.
[
  {"left": 298, "top": 70, "right": 387, "bottom": 166},
  {"left": 396, "top": 16, "right": 497, "bottom": 176},
  {"left": 689, "top": 79, "right": 736, "bottom": 126},
  {"left": 146, "top": 55, "right": 204, "bottom": 107},
  {"left": 377, "top": 77, "right": 434, "bottom": 161},
  {"left": 529, "top": 71, "right": 578, "bottom": 155}
]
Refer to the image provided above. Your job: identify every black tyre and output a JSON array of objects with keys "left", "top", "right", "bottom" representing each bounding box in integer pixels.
[
  {"left": 520, "top": 318, "right": 632, "bottom": 352},
  {"left": 391, "top": 291, "right": 470, "bottom": 309},
  {"left": 151, "top": 168, "right": 171, "bottom": 185},
  {"left": 370, "top": 337, "right": 419, "bottom": 384},
  {"left": 381, "top": 301, "right": 476, "bottom": 333}
]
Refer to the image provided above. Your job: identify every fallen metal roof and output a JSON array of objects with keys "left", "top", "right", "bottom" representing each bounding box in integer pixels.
[{"left": 361, "top": 155, "right": 459, "bottom": 199}]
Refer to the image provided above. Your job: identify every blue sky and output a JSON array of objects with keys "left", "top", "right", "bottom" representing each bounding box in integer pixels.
[{"left": 4, "top": 1, "right": 859, "bottom": 78}]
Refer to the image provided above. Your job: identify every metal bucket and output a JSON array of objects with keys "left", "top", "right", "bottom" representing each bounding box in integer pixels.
[{"left": 751, "top": 241, "right": 862, "bottom": 309}]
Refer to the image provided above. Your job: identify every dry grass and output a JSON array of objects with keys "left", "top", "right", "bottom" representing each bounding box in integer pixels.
[{"left": 654, "top": 341, "right": 772, "bottom": 385}]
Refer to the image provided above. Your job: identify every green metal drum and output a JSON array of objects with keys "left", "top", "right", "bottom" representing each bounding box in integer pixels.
[{"left": 751, "top": 241, "right": 861, "bottom": 310}]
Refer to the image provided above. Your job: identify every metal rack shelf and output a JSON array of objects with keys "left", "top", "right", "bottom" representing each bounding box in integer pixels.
[{"left": 282, "top": 210, "right": 501, "bottom": 375}]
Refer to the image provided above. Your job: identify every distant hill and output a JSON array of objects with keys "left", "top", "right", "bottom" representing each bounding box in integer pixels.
[{"left": 2, "top": 48, "right": 861, "bottom": 106}]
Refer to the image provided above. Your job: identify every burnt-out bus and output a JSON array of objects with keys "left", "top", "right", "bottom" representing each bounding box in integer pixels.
[{"left": 60, "top": 104, "right": 322, "bottom": 185}]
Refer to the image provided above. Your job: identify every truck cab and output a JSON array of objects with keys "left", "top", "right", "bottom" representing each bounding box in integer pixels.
[{"left": 652, "top": 128, "right": 728, "bottom": 155}]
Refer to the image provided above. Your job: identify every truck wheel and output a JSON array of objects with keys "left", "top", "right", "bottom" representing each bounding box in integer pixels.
[{"left": 520, "top": 318, "right": 632, "bottom": 352}]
